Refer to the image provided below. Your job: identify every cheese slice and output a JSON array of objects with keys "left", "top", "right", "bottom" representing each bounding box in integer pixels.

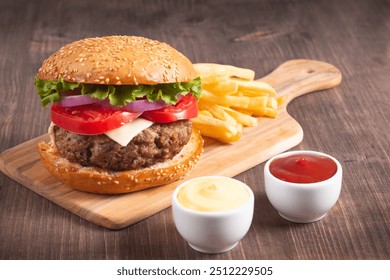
[
  {"left": 104, "top": 118, "right": 154, "bottom": 146},
  {"left": 48, "top": 122, "right": 55, "bottom": 145}
]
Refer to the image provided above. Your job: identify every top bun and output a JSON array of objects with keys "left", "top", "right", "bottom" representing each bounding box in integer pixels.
[{"left": 36, "top": 36, "right": 197, "bottom": 85}]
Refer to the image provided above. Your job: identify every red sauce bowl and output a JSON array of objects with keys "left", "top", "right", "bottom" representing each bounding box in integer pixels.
[{"left": 264, "top": 150, "right": 343, "bottom": 223}]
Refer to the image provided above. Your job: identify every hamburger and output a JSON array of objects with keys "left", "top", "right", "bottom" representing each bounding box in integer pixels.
[{"left": 34, "top": 36, "right": 203, "bottom": 194}]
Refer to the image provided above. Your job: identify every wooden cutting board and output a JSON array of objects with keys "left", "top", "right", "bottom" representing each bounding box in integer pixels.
[{"left": 0, "top": 59, "right": 341, "bottom": 229}]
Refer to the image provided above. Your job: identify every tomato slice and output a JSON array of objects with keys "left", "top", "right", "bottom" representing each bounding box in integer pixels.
[
  {"left": 51, "top": 103, "right": 141, "bottom": 135},
  {"left": 141, "top": 95, "right": 198, "bottom": 123},
  {"left": 51, "top": 94, "right": 198, "bottom": 134}
]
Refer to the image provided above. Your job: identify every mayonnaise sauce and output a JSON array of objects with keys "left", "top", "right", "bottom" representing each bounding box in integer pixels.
[{"left": 177, "top": 177, "right": 250, "bottom": 212}]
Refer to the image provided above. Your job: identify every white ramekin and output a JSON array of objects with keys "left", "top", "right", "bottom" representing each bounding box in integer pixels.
[
  {"left": 264, "top": 150, "right": 342, "bottom": 223},
  {"left": 172, "top": 176, "right": 254, "bottom": 254}
]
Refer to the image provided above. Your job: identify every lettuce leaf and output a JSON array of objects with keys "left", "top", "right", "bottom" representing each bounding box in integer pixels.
[
  {"left": 34, "top": 76, "right": 202, "bottom": 107},
  {"left": 34, "top": 76, "right": 79, "bottom": 107}
]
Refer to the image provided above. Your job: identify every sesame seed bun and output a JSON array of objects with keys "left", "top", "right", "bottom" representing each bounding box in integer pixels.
[
  {"left": 37, "top": 36, "right": 197, "bottom": 85},
  {"left": 37, "top": 128, "right": 203, "bottom": 194}
]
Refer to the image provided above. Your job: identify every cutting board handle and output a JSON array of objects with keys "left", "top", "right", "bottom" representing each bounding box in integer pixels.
[{"left": 259, "top": 59, "right": 342, "bottom": 102}]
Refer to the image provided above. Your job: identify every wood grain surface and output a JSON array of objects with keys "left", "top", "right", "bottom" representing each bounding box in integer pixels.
[
  {"left": 0, "top": 0, "right": 389, "bottom": 260},
  {"left": 0, "top": 59, "right": 341, "bottom": 229}
]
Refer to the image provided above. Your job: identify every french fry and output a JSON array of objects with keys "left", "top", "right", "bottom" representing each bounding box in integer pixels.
[
  {"left": 220, "top": 106, "right": 258, "bottom": 127},
  {"left": 192, "top": 114, "right": 242, "bottom": 143},
  {"left": 263, "top": 108, "right": 278, "bottom": 118},
  {"left": 223, "top": 65, "right": 255, "bottom": 81},
  {"left": 234, "top": 108, "right": 255, "bottom": 116},
  {"left": 193, "top": 63, "right": 280, "bottom": 142},
  {"left": 200, "top": 90, "right": 245, "bottom": 107},
  {"left": 198, "top": 101, "right": 238, "bottom": 125},
  {"left": 194, "top": 63, "right": 255, "bottom": 82},
  {"left": 193, "top": 64, "right": 229, "bottom": 84},
  {"left": 234, "top": 90, "right": 269, "bottom": 97},
  {"left": 200, "top": 100, "right": 258, "bottom": 127},
  {"left": 234, "top": 98, "right": 278, "bottom": 118},
  {"left": 230, "top": 78, "right": 276, "bottom": 96},
  {"left": 203, "top": 80, "right": 238, "bottom": 95},
  {"left": 199, "top": 110, "right": 213, "bottom": 118},
  {"left": 202, "top": 90, "right": 268, "bottom": 113},
  {"left": 267, "top": 97, "right": 278, "bottom": 110}
]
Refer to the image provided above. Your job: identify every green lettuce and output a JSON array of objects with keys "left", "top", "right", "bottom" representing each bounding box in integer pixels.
[{"left": 34, "top": 76, "right": 202, "bottom": 107}]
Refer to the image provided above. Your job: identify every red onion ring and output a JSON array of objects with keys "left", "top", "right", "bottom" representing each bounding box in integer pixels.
[
  {"left": 122, "top": 99, "right": 170, "bottom": 112},
  {"left": 57, "top": 94, "right": 182, "bottom": 111},
  {"left": 57, "top": 95, "right": 100, "bottom": 107}
]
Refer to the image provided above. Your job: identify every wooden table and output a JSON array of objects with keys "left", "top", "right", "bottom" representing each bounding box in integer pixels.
[{"left": 1, "top": 0, "right": 389, "bottom": 260}]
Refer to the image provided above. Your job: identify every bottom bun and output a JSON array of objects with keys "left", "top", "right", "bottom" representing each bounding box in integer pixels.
[{"left": 37, "top": 128, "right": 203, "bottom": 194}]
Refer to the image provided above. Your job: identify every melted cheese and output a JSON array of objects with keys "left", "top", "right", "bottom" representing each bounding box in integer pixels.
[
  {"left": 47, "top": 122, "right": 58, "bottom": 152},
  {"left": 104, "top": 118, "right": 154, "bottom": 146},
  {"left": 48, "top": 122, "right": 55, "bottom": 145}
]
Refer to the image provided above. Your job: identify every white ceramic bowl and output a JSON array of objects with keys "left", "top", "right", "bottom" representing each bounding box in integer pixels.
[
  {"left": 172, "top": 176, "right": 254, "bottom": 254},
  {"left": 264, "top": 150, "right": 342, "bottom": 223}
]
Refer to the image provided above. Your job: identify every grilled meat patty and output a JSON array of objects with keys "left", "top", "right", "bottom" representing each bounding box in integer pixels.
[{"left": 53, "top": 120, "right": 192, "bottom": 171}]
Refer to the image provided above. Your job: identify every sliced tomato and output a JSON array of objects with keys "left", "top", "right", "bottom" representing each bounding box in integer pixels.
[
  {"left": 141, "top": 95, "right": 198, "bottom": 123},
  {"left": 51, "top": 103, "right": 141, "bottom": 135}
]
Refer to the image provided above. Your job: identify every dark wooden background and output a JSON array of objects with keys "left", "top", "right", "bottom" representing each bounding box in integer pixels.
[{"left": 1, "top": 0, "right": 389, "bottom": 260}]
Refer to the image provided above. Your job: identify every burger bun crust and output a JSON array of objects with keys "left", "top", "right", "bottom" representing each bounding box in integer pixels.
[{"left": 37, "top": 36, "right": 197, "bottom": 85}]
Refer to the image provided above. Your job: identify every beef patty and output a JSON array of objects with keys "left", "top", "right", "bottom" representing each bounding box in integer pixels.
[{"left": 53, "top": 120, "right": 192, "bottom": 171}]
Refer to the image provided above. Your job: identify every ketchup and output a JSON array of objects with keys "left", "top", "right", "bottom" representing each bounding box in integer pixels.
[{"left": 269, "top": 154, "right": 337, "bottom": 183}]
